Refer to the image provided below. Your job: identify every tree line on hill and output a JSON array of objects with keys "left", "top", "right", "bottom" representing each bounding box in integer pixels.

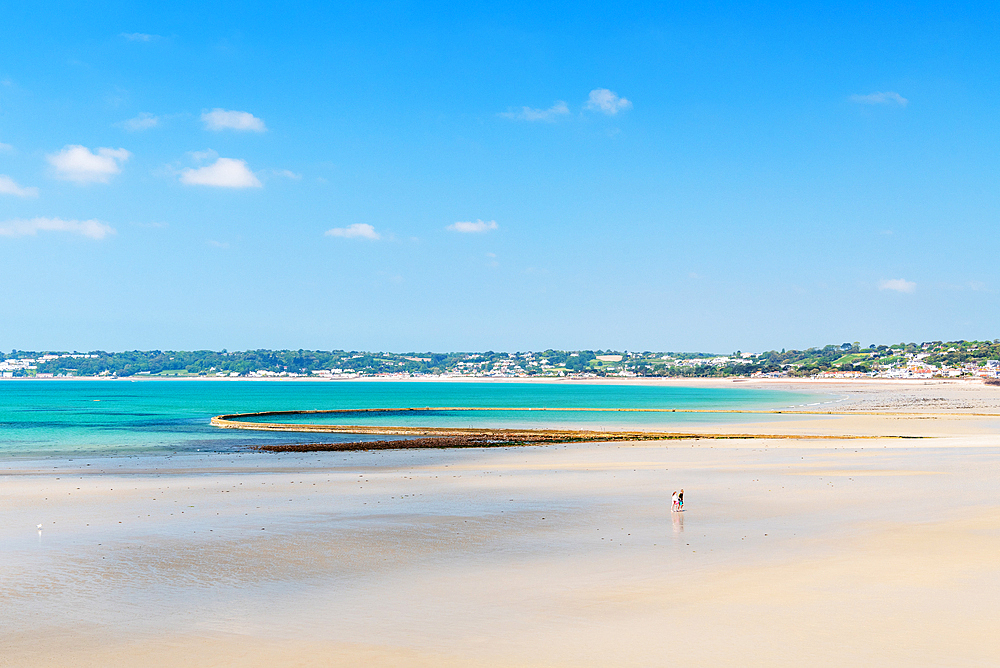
[{"left": 2, "top": 339, "right": 998, "bottom": 378}]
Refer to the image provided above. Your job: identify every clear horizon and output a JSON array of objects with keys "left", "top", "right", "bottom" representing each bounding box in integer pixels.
[{"left": 2, "top": 2, "right": 998, "bottom": 352}]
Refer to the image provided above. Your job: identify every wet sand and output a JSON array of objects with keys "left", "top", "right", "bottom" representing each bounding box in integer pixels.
[{"left": 2, "top": 381, "right": 1000, "bottom": 667}]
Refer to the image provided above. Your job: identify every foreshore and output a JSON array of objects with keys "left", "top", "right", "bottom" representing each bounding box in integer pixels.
[{"left": 2, "top": 381, "right": 1000, "bottom": 666}]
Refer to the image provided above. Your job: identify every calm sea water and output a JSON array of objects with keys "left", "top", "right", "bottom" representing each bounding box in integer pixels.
[{"left": 0, "top": 380, "right": 833, "bottom": 458}]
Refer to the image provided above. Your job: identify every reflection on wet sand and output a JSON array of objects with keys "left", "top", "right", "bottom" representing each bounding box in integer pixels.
[{"left": 3, "top": 435, "right": 1000, "bottom": 667}]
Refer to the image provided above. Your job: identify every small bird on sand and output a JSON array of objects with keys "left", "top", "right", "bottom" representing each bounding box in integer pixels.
[{"left": 37, "top": 524, "right": 43, "bottom": 530}]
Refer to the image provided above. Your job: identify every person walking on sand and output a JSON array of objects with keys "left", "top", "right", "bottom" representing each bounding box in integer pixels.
[
  {"left": 671, "top": 490, "right": 679, "bottom": 512},
  {"left": 678, "top": 489, "right": 684, "bottom": 511}
]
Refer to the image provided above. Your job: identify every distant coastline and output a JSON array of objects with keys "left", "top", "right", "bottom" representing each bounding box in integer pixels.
[
  {"left": 2, "top": 340, "right": 998, "bottom": 381},
  {"left": 1, "top": 374, "right": 995, "bottom": 388}
]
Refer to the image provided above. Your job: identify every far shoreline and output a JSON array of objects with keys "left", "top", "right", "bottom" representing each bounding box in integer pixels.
[{"left": 1, "top": 375, "right": 993, "bottom": 389}]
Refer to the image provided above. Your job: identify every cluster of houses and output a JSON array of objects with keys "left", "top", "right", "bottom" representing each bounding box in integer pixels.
[
  {"left": 0, "top": 358, "right": 35, "bottom": 377},
  {"left": 814, "top": 359, "right": 1000, "bottom": 380},
  {"left": 0, "top": 353, "right": 97, "bottom": 378},
  {"left": 668, "top": 355, "right": 741, "bottom": 368}
]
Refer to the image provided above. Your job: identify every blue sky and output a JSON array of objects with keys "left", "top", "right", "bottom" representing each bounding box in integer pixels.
[{"left": 1, "top": 1, "right": 998, "bottom": 353}]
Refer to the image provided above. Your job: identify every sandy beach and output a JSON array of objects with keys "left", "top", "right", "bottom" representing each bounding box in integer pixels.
[{"left": 2, "top": 379, "right": 1000, "bottom": 667}]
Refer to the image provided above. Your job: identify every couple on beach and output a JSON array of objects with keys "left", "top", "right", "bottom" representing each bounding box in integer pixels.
[{"left": 671, "top": 489, "right": 684, "bottom": 512}]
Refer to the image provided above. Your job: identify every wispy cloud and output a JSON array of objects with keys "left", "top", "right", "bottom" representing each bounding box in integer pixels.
[
  {"left": 179, "top": 157, "right": 262, "bottom": 188},
  {"left": 188, "top": 149, "right": 218, "bottom": 162},
  {"left": 201, "top": 108, "right": 267, "bottom": 132},
  {"left": 273, "top": 169, "right": 302, "bottom": 179},
  {"left": 850, "top": 91, "right": 908, "bottom": 106},
  {"left": 0, "top": 217, "right": 115, "bottom": 239},
  {"left": 47, "top": 145, "right": 130, "bottom": 183},
  {"left": 499, "top": 101, "right": 570, "bottom": 122},
  {"left": 207, "top": 239, "right": 230, "bottom": 248},
  {"left": 120, "top": 33, "right": 161, "bottom": 42},
  {"left": 447, "top": 219, "right": 498, "bottom": 233},
  {"left": 122, "top": 112, "right": 160, "bottom": 131},
  {"left": 0, "top": 175, "right": 39, "bottom": 197},
  {"left": 325, "top": 223, "right": 380, "bottom": 240},
  {"left": 879, "top": 278, "right": 916, "bottom": 293},
  {"left": 0, "top": 142, "right": 12, "bottom": 152},
  {"left": 585, "top": 89, "right": 632, "bottom": 115}
]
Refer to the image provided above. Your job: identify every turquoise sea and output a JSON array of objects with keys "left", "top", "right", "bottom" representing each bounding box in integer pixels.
[{"left": 0, "top": 380, "right": 833, "bottom": 458}]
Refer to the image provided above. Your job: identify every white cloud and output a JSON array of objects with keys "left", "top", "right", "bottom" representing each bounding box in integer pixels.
[
  {"left": 585, "top": 89, "right": 632, "bottom": 115},
  {"left": 201, "top": 108, "right": 267, "bottom": 132},
  {"left": 447, "top": 219, "right": 498, "bottom": 233},
  {"left": 850, "top": 91, "right": 908, "bottom": 106},
  {"left": 179, "top": 158, "right": 262, "bottom": 188},
  {"left": 0, "top": 175, "right": 39, "bottom": 197},
  {"left": 120, "top": 33, "right": 160, "bottom": 42},
  {"left": 123, "top": 112, "right": 159, "bottom": 131},
  {"left": 274, "top": 169, "right": 302, "bottom": 179},
  {"left": 325, "top": 223, "right": 380, "bottom": 240},
  {"left": 48, "top": 145, "right": 130, "bottom": 183},
  {"left": 499, "top": 101, "right": 570, "bottom": 122},
  {"left": 0, "top": 217, "right": 115, "bottom": 239},
  {"left": 879, "top": 278, "right": 916, "bottom": 293},
  {"left": 0, "top": 142, "right": 12, "bottom": 152}
]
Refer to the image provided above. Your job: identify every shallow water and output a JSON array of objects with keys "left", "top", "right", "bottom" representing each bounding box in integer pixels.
[{"left": 0, "top": 380, "right": 832, "bottom": 457}]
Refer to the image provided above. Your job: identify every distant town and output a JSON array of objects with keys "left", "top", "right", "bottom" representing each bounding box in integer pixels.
[{"left": 2, "top": 340, "right": 999, "bottom": 380}]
